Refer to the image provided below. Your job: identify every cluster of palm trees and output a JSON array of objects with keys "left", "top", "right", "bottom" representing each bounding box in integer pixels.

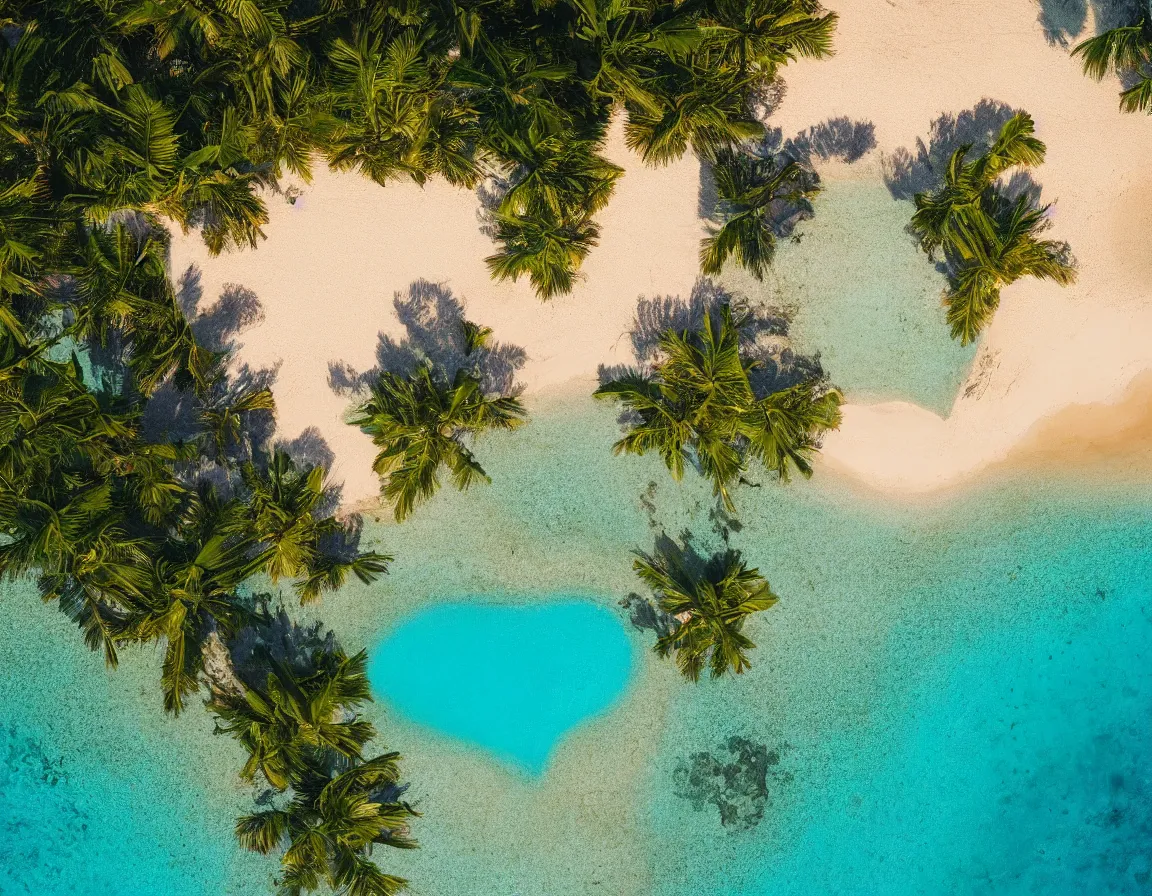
[
  {"left": 219, "top": 650, "right": 418, "bottom": 896},
  {"left": 1072, "top": 1, "right": 1152, "bottom": 113},
  {"left": 908, "top": 113, "right": 1076, "bottom": 345},
  {"left": 0, "top": 1, "right": 845, "bottom": 883},
  {"left": 1, "top": 316, "right": 416, "bottom": 893},
  {"left": 0, "top": 0, "right": 837, "bottom": 310},
  {"left": 594, "top": 303, "right": 838, "bottom": 678}
]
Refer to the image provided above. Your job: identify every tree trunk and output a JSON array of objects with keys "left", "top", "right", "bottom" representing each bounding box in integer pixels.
[{"left": 200, "top": 622, "right": 246, "bottom": 701}]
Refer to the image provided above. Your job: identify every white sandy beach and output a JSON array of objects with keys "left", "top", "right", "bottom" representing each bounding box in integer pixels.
[{"left": 169, "top": 0, "right": 1152, "bottom": 504}]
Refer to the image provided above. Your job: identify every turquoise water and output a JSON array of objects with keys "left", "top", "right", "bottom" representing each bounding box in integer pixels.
[
  {"left": 0, "top": 394, "right": 1149, "bottom": 894},
  {"left": 0, "top": 580, "right": 268, "bottom": 896},
  {"left": 722, "top": 178, "right": 977, "bottom": 414},
  {"left": 368, "top": 600, "right": 633, "bottom": 773},
  {"left": 0, "top": 166, "right": 1147, "bottom": 893}
]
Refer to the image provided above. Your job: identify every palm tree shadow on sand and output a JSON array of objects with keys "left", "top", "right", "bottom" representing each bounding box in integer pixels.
[
  {"left": 143, "top": 264, "right": 344, "bottom": 508},
  {"left": 883, "top": 99, "right": 1042, "bottom": 201},
  {"left": 1035, "top": 0, "right": 1140, "bottom": 47},
  {"left": 327, "top": 279, "right": 527, "bottom": 398}
]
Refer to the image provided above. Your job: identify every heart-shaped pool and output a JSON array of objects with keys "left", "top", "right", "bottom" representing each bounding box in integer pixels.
[{"left": 368, "top": 599, "right": 634, "bottom": 774}]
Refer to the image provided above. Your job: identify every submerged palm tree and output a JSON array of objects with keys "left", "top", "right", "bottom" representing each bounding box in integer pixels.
[
  {"left": 1072, "top": 3, "right": 1152, "bottom": 113},
  {"left": 909, "top": 112, "right": 1076, "bottom": 344},
  {"left": 700, "top": 147, "right": 819, "bottom": 279},
  {"left": 212, "top": 649, "right": 377, "bottom": 791},
  {"left": 351, "top": 365, "right": 526, "bottom": 521},
  {"left": 236, "top": 753, "right": 418, "bottom": 896},
  {"left": 634, "top": 544, "right": 778, "bottom": 680},
  {"left": 594, "top": 304, "right": 841, "bottom": 509}
]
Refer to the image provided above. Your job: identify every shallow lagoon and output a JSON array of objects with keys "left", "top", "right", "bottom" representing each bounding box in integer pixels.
[
  {"left": 2, "top": 391, "right": 1149, "bottom": 896},
  {"left": 0, "top": 173, "right": 1146, "bottom": 896},
  {"left": 368, "top": 600, "right": 633, "bottom": 774}
]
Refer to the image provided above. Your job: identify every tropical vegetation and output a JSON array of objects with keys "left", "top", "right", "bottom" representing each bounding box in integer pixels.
[
  {"left": 700, "top": 146, "right": 820, "bottom": 279},
  {"left": 908, "top": 112, "right": 1076, "bottom": 344},
  {"left": 634, "top": 542, "right": 778, "bottom": 679},
  {"left": 0, "top": 0, "right": 843, "bottom": 887},
  {"left": 351, "top": 358, "right": 526, "bottom": 522},
  {"left": 1072, "top": 2, "right": 1152, "bottom": 113},
  {"left": 0, "top": 0, "right": 838, "bottom": 308},
  {"left": 594, "top": 302, "right": 842, "bottom": 510}
]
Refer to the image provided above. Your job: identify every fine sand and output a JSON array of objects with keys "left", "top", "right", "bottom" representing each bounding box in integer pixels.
[{"left": 168, "top": 0, "right": 1152, "bottom": 504}]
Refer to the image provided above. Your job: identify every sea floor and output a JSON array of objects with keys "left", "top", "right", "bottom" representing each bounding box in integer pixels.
[{"left": 2, "top": 389, "right": 1149, "bottom": 896}]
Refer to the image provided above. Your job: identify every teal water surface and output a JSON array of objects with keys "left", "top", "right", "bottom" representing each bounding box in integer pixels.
[
  {"left": 367, "top": 600, "right": 633, "bottom": 773},
  {"left": 0, "top": 393, "right": 1149, "bottom": 895},
  {"left": 722, "top": 177, "right": 977, "bottom": 415}
]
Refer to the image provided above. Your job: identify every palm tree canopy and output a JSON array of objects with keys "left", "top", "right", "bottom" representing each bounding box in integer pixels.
[
  {"left": 634, "top": 544, "right": 778, "bottom": 680},
  {"left": 236, "top": 752, "right": 419, "bottom": 896},
  {"left": 1072, "top": 9, "right": 1152, "bottom": 111},
  {"left": 909, "top": 112, "right": 1076, "bottom": 344},
  {"left": 595, "top": 302, "right": 841, "bottom": 509},
  {"left": 212, "top": 648, "right": 378, "bottom": 790},
  {"left": 351, "top": 364, "right": 525, "bottom": 521},
  {"left": 700, "top": 146, "right": 820, "bottom": 279}
]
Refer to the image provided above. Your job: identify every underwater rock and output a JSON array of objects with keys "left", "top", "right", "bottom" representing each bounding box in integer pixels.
[{"left": 673, "top": 735, "right": 791, "bottom": 831}]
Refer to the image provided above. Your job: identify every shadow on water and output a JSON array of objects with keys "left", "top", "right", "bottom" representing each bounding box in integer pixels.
[
  {"left": 598, "top": 279, "right": 827, "bottom": 400},
  {"left": 698, "top": 117, "right": 876, "bottom": 236},
  {"left": 327, "top": 279, "right": 527, "bottom": 397},
  {"left": 1035, "top": 0, "right": 1142, "bottom": 47}
]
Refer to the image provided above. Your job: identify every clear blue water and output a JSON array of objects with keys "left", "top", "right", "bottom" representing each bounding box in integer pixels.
[
  {"left": 367, "top": 600, "right": 633, "bottom": 773},
  {"left": 1, "top": 395, "right": 1149, "bottom": 895},
  {"left": 0, "top": 579, "right": 267, "bottom": 896},
  {"left": 721, "top": 178, "right": 977, "bottom": 415}
]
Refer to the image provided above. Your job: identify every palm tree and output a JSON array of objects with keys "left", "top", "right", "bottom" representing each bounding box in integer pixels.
[
  {"left": 121, "top": 488, "right": 263, "bottom": 715},
  {"left": 485, "top": 207, "right": 602, "bottom": 299},
  {"left": 489, "top": 129, "right": 622, "bottom": 222},
  {"left": 235, "top": 450, "right": 392, "bottom": 603},
  {"left": 1072, "top": 3, "right": 1152, "bottom": 113},
  {"left": 568, "top": 0, "right": 699, "bottom": 112},
  {"left": 326, "top": 29, "right": 480, "bottom": 188},
  {"left": 624, "top": 62, "right": 764, "bottom": 164},
  {"left": 351, "top": 364, "right": 525, "bottom": 521},
  {"left": 236, "top": 752, "right": 418, "bottom": 896},
  {"left": 944, "top": 196, "right": 1076, "bottom": 344},
  {"left": 197, "top": 381, "right": 277, "bottom": 461},
  {"left": 594, "top": 303, "right": 841, "bottom": 509},
  {"left": 702, "top": 0, "right": 838, "bottom": 80},
  {"left": 909, "top": 112, "right": 1045, "bottom": 260},
  {"left": 67, "top": 224, "right": 218, "bottom": 395},
  {"left": 700, "top": 147, "right": 819, "bottom": 278},
  {"left": 212, "top": 649, "right": 377, "bottom": 790},
  {"left": 909, "top": 112, "right": 1075, "bottom": 344},
  {"left": 634, "top": 544, "right": 778, "bottom": 680}
]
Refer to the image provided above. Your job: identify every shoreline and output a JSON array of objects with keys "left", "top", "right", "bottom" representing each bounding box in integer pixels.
[{"left": 168, "top": 0, "right": 1152, "bottom": 508}]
